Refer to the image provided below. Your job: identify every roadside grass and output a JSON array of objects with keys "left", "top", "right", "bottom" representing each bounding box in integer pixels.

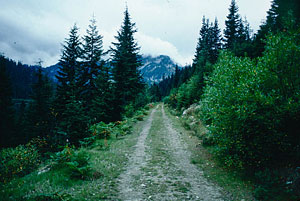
[
  {"left": 0, "top": 110, "right": 150, "bottom": 201},
  {"left": 164, "top": 105, "right": 256, "bottom": 201}
]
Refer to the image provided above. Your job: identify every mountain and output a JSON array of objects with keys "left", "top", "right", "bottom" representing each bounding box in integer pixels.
[
  {"left": 139, "top": 55, "right": 182, "bottom": 84},
  {"left": 44, "top": 63, "right": 60, "bottom": 83},
  {"left": 44, "top": 55, "right": 182, "bottom": 84}
]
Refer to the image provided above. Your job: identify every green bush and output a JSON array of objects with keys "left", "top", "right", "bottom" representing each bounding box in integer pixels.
[
  {"left": 200, "top": 30, "right": 300, "bottom": 169},
  {"left": 50, "top": 145, "right": 91, "bottom": 180},
  {"left": 123, "top": 103, "right": 135, "bottom": 118},
  {"left": 0, "top": 144, "right": 41, "bottom": 183},
  {"left": 113, "top": 120, "right": 132, "bottom": 137},
  {"left": 90, "top": 122, "right": 114, "bottom": 139}
]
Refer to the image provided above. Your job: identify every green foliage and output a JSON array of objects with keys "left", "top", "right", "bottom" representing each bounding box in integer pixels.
[
  {"left": 193, "top": 17, "right": 221, "bottom": 67},
  {"left": 123, "top": 103, "right": 135, "bottom": 118},
  {"left": 90, "top": 122, "right": 114, "bottom": 139},
  {"left": 58, "top": 95, "right": 89, "bottom": 145},
  {"left": 223, "top": 0, "right": 253, "bottom": 56},
  {"left": 32, "top": 192, "right": 73, "bottom": 201},
  {"left": 50, "top": 145, "right": 91, "bottom": 180},
  {"left": 200, "top": 30, "right": 300, "bottom": 169},
  {"left": 54, "top": 24, "right": 89, "bottom": 145},
  {"left": 0, "top": 143, "right": 41, "bottom": 183},
  {"left": 164, "top": 64, "right": 213, "bottom": 110},
  {"left": 24, "top": 68, "right": 54, "bottom": 141},
  {"left": 91, "top": 63, "right": 115, "bottom": 123},
  {"left": 110, "top": 8, "right": 145, "bottom": 120},
  {"left": 90, "top": 118, "right": 133, "bottom": 141},
  {"left": 81, "top": 17, "right": 106, "bottom": 123},
  {"left": 223, "top": 0, "right": 240, "bottom": 50},
  {"left": 0, "top": 56, "right": 16, "bottom": 148}
]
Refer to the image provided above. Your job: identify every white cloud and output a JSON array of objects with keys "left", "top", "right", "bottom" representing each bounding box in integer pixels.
[{"left": 136, "top": 32, "right": 193, "bottom": 66}]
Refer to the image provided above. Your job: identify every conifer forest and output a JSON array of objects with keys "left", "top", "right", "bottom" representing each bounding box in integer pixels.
[{"left": 0, "top": 0, "right": 300, "bottom": 200}]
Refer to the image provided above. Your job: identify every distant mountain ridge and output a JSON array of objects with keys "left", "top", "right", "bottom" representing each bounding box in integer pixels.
[
  {"left": 140, "top": 55, "right": 182, "bottom": 84},
  {"left": 44, "top": 55, "right": 182, "bottom": 84}
]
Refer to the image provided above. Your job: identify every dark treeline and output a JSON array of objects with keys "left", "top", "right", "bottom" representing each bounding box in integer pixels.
[
  {"left": 0, "top": 8, "right": 147, "bottom": 148},
  {"left": 0, "top": 57, "right": 41, "bottom": 99},
  {"left": 154, "top": 0, "right": 300, "bottom": 199},
  {"left": 149, "top": 65, "right": 193, "bottom": 102}
]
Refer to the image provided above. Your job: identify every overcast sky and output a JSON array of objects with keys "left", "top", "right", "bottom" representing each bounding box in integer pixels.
[{"left": 0, "top": 0, "right": 271, "bottom": 67}]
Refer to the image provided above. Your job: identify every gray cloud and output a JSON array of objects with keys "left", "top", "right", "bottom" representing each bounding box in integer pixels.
[{"left": 0, "top": 0, "right": 271, "bottom": 66}]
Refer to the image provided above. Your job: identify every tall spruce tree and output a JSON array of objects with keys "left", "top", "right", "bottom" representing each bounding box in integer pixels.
[
  {"left": 55, "top": 24, "right": 88, "bottom": 144},
  {"left": 81, "top": 17, "right": 105, "bottom": 116},
  {"left": 110, "top": 7, "right": 144, "bottom": 120},
  {"left": 0, "top": 56, "right": 15, "bottom": 147},
  {"left": 224, "top": 0, "right": 253, "bottom": 56},
  {"left": 193, "top": 16, "right": 209, "bottom": 69},
  {"left": 223, "top": 0, "right": 240, "bottom": 50},
  {"left": 55, "top": 24, "right": 82, "bottom": 111}
]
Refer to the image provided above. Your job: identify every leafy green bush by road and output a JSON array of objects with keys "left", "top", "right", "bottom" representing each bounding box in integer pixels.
[{"left": 200, "top": 30, "right": 300, "bottom": 169}]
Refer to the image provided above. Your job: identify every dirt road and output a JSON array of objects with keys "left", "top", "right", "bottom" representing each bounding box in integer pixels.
[{"left": 117, "top": 104, "right": 224, "bottom": 201}]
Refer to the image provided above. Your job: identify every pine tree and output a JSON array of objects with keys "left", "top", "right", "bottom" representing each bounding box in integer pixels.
[
  {"left": 81, "top": 17, "right": 105, "bottom": 115},
  {"left": 55, "top": 24, "right": 88, "bottom": 144},
  {"left": 24, "top": 68, "right": 54, "bottom": 140},
  {"left": 0, "top": 55, "right": 15, "bottom": 147},
  {"left": 193, "top": 16, "right": 221, "bottom": 70},
  {"left": 91, "top": 63, "right": 115, "bottom": 123},
  {"left": 172, "top": 65, "right": 180, "bottom": 88},
  {"left": 55, "top": 24, "right": 82, "bottom": 113},
  {"left": 110, "top": 7, "right": 145, "bottom": 120},
  {"left": 193, "top": 16, "right": 209, "bottom": 69},
  {"left": 224, "top": 0, "right": 240, "bottom": 50},
  {"left": 234, "top": 17, "right": 253, "bottom": 57},
  {"left": 209, "top": 18, "right": 222, "bottom": 64},
  {"left": 253, "top": 0, "right": 300, "bottom": 57}
]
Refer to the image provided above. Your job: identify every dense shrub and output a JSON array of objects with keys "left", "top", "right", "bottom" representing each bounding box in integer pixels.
[
  {"left": 164, "top": 64, "right": 212, "bottom": 111},
  {"left": 90, "top": 122, "right": 114, "bottom": 139},
  {"left": 50, "top": 145, "right": 91, "bottom": 180},
  {"left": 0, "top": 144, "right": 41, "bottom": 183},
  {"left": 200, "top": 30, "right": 300, "bottom": 169},
  {"left": 89, "top": 119, "right": 133, "bottom": 143}
]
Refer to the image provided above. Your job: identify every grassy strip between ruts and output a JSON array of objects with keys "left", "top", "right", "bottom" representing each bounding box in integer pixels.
[
  {"left": 0, "top": 106, "right": 154, "bottom": 201},
  {"left": 164, "top": 105, "right": 256, "bottom": 201}
]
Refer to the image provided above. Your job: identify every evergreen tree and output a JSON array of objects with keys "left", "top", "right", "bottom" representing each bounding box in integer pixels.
[
  {"left": 210, "top": 18, "right": 222, "bottom": 63},
  {"left": 81, "top": 17, "right": 105, "bottom": 116},
  {"left": 91, "top": 63, "right": 115, "bottom": 123},
  {"left": 24, "top": 68, "right": 54, "bottom": 141},
  {"left": 223, "top": 0, "right": 240, "bottom": 50},
  {"left": 193, "top": 16, "right": 221, "bottom": 69},
  {"left": 253, "top": 0, "right": 300, "bottom": 57},
  {"left": 234, "top": 17, "right": 253, "bottom": 57},
  {"left": 0, "top": 56, "right": 15, "bottom": 148},
  {"left": 193, "top": 16, "right": 209, "bottom": 69},
  {"left": 224, "top": 0, "right": 254, "bottom": 56},
  {"left": 172, "top": 65, "right": 180, "bottom": 88},
  {"left": 55, "top": 24, "right": 82, "bottom": 113},
  {"left": 110, "top": 8, "right": 145, "bottom": 120},
  {"left": 55, "top": 24, "right": 88, "bottom": 144}
]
